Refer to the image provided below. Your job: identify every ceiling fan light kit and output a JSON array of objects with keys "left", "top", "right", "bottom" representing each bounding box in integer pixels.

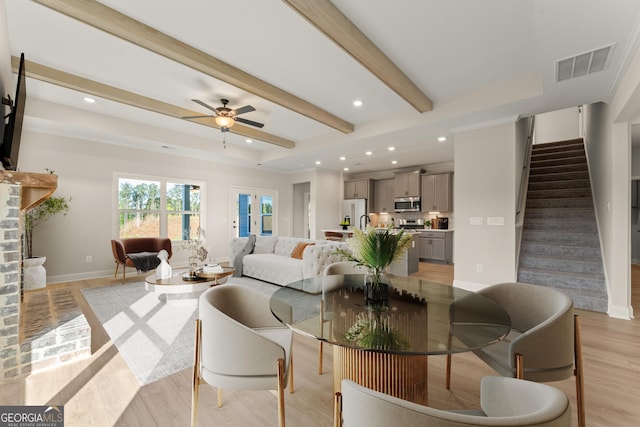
[
  {"left": 184, "top": 98, "right": 263, "bottom": 137},
  {"left": 214, "top": 115, "right": 234, "bottom": 129}
]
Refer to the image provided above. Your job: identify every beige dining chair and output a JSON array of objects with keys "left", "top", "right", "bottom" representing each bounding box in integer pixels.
[
  {"left": 446, "top": 282, "right": 585, "bottom": 427},
  {"left": 334, "top": 376, "right": 571, "bottom": 426},
  {"left": 192, "top": 285, "right": 294, "bottom": 427},
  {"left": 318, "top": 262, "right": 367, "bottom": 374}
]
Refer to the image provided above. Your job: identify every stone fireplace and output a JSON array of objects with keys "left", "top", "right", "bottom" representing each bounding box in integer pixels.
[{"left": 1, "top": 171, "right": 90, "bottom": 382}]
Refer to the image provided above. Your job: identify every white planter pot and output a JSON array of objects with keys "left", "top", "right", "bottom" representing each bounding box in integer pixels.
[{"left": 24, "top": 256, "right": 47, "bottom": 290}]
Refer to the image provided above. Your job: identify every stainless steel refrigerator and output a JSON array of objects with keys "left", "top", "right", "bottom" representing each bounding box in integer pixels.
[{"left": 342, "top": 199, "right": 368, "bottom": 229}]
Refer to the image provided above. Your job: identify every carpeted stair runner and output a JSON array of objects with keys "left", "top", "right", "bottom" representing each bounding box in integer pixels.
[{"left": 518, "top": 138, "right": 608, "bottom": 312}]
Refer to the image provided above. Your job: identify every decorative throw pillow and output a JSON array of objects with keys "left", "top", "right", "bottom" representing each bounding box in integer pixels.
[
  {"left": 291, "top": 242, "right": 315, "bottom": 259},
  {"left": 254, "top": 236, "right": 277, "bottom": 254}
]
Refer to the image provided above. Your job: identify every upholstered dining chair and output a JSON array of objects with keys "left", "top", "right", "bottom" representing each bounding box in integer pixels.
[
  {"left": 318, "top": 262, "right": 367, "bottom": 374},
  {"left": 191, "top": 285, "right": 294, "bottom": 427},
  {"left": 334, "top": 376, "right": 571, "bottom": 426},
  {"left": 446, "top": 282, "right": 585, "bottom": 427}
]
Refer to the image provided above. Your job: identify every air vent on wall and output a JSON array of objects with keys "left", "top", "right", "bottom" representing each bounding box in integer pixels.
[{"left": 556, "top": 44, "right": 614, "bottom": 82}]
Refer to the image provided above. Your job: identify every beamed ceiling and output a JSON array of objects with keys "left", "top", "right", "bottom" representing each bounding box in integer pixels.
[{"left": 3, "top": 0, "right": 640, "bottom": 173}]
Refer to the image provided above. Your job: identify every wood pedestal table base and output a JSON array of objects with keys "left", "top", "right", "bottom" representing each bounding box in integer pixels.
[{"left": 333, "top": 346, "right": 429, "bottom": 405}]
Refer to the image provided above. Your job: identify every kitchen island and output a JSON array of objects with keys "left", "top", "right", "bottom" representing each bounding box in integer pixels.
[{"left": 387, "top": 230, "right": 421, "bottom": 276}]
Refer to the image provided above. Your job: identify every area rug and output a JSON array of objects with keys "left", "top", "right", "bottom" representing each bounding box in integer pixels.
[{"left": 81, "top": 277, "right": 279, "bottom": 385}]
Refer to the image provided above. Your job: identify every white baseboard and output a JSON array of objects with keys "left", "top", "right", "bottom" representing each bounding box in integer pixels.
[
  {"left": 46, "top": 257, "right": 232, "bottom": 285},
  {"left": 608, "top": 304, "right": 634, "bottom": 320},
  {"left": 48, "top": 269, "right": 115, "bottom": 284}
]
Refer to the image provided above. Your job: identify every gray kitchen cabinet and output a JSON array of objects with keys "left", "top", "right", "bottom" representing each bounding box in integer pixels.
[
  {"left": 344, "top": 179, "right": 370, "bottom": 199},
  {"left": 394, "top": 170, "right": 421, "bottom": 197},
  {"left": 419, "top": 231, "right": 453, "bottom": 263},
  {"left": 421, "top": 173, "right": 452, "bottom": 212},
  {"left": 373, "top": 179, "right": 395, "bottom": 213}
]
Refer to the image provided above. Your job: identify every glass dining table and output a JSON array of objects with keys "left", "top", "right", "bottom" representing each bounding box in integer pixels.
[{"left": 269, "top": 274, "right": 511, "bottom": 405}]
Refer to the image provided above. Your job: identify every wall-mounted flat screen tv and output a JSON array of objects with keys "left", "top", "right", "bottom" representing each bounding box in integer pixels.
[{"left": 1, "top": 53, "right": 26, "bottom": 171}]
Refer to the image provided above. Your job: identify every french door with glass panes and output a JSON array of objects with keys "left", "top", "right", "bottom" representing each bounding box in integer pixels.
[{"left": 230, "top": 186, "right": 277, "bottom": 239}]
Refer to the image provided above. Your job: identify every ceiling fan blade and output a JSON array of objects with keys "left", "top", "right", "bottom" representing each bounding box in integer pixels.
[
  {"left": 181, "top": 114, "right": 214, "bottom": 119},
  {"left": 232, "top": 105, "right": 256, "bottom": 115},
  {"left": 235, "top": 117, "right": 264, "bottom": 128},
  {"left": 191, "top": 99, "right": 219, "bottom": 115}
]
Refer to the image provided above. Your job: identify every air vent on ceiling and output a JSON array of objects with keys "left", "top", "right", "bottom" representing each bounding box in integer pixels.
[{"left": 556, "top": 44, "right": 614, "bottom": 82}]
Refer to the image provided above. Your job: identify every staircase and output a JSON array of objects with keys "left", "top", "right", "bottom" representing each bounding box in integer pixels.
[{"left": 517, "top": 138, "right": 608, "bottom": 312}]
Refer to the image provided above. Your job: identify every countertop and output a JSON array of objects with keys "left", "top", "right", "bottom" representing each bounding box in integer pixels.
[{"left": 322, "top": 228, "right": 454, "bottom": 234}]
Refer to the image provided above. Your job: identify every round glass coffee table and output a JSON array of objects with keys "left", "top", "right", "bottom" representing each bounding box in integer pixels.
[
  {"left": 145, "top": 267, "right": 235, "bottom": 298},
  {"left": 193, "top": 266, "right": 236, "bottom": 285}
]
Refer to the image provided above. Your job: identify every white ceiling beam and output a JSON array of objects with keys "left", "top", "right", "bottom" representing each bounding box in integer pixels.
[
  {"left": 32, "top": 0, "right": 354, "bottom": 134},
  {"left": 283, "top": 0, "right": 433, "bottom": 113},
  {"left": 14, "top": 56, "right": 296, "bottom": 149}
]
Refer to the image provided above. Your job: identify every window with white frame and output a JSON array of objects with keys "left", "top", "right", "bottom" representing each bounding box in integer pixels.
[{"left": 116, "top": 174, "right": 205, "bottom": 241}]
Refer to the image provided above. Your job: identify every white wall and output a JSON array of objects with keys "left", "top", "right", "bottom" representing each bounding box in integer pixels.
[
  {"left": 18, "top": 129, "right": 294, "bottom": 283},
  {"left": 534, "top": 107, "right": 580, "bottom": 144},
  {"left": 453, "top": 121, "right": 517, "bottom": 290},
  {"left": 310, "top": 168, "right": 342, "bottom": 239}
]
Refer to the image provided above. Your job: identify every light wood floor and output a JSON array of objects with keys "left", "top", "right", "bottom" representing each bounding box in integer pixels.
[{"left": 1, "top": 263, "right": 639, "bottom": 426}]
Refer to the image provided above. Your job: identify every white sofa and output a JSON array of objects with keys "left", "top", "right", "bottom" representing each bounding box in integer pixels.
[{"left": 230, "top": 235, "right": 349, "bottom": 286}]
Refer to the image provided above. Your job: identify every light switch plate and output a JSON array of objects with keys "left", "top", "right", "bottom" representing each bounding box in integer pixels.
[
  {"left": 470, "top": 217, "right": 483, "bottom": 225},
  {"left": 487, "top": 217, "right": 505, "bottom": 226}
]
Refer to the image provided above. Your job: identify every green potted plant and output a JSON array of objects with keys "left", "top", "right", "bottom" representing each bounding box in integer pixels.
[
  {"left": 24, "top": 195, "right": 71, "bottom": 259},
  {"left": 336, "top": 226, "right": 412, "bottom": 302},
  {"left": 23, "top": 169, "right": 71, "bottom": 289}
]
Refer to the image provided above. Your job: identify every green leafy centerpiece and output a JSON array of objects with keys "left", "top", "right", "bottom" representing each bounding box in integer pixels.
[
  {"left": 336, "top": 226, "right": 412, "bottom": 303},
  {"left": 344, "top": 305, "right": 409, "bottom": 351}
]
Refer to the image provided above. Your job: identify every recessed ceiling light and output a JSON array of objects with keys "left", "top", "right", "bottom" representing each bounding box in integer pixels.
[
  {"left": 83, "top": 97, "right": 96, "bottom": 103},
  {"left": 388, "top": 146, "right": 395, "bottom": 151},
  {"left": 353, "top": 99, "right": 363, "bottom": 107},
  {"left": 315, "top": 160, "right": 321, "bottom": 165},
  {"left": 438, "top": 136, "right": 447, "bottom": 142},
  {"left": 344, "top": 167, "right": 349, "bottom": 171},
  {"left": 246, "top": 139, "right": 252, "bottom": 143},
  {"left": 391, "top": 160, "right": 397, "bottom": 164},
  {"left": 340, "top": 156, "right": 346, "bottom": 161},
  {"left": 365, "top": 151, "right": 372, "bottom": 156}
]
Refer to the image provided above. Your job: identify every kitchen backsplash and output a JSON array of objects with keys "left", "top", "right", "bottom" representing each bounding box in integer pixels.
[{"left": 370, "top": 212, "right": 452, "bottom": 229}]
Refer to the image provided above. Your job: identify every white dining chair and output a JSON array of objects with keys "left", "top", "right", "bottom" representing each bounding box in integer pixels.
[
  {"left": 192, "top": 284, "right": 294, "bottom": 427},
  {"left": 446, "top": 282, "right": 585, "bottom": 427},
  {"left": 335, "top": 376, "right": 571, "bottom": 426}
]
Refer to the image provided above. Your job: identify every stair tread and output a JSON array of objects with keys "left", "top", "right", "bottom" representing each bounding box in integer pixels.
[
  {"left": 519, "top": 252, "right": 602, "bottom": 263},
  {"left": 521, "top": 231, "right": 599, "bottom": 239},
  {"left": 531, "top": 156, "right": 587, "bottom": 164},
  {"left": 518, "top": 266, "right": 605, "bottom": 280}
]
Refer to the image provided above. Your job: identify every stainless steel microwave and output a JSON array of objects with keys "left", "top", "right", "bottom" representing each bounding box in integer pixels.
[{"left": 394, "top": 197, "right": 421, "bottom": 212}]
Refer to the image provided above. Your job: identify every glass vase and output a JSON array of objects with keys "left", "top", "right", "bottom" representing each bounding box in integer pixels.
[
  {"left": 363, "top": 269, "right": 390, "bottom": 305},
  {"left": 189, "top": 256, "right": 199, "bottom": 277}
]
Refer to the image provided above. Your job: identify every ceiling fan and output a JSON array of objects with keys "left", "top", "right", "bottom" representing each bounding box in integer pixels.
[{"left": 182, "top": 98, "right": 264, "bottom": 132}]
